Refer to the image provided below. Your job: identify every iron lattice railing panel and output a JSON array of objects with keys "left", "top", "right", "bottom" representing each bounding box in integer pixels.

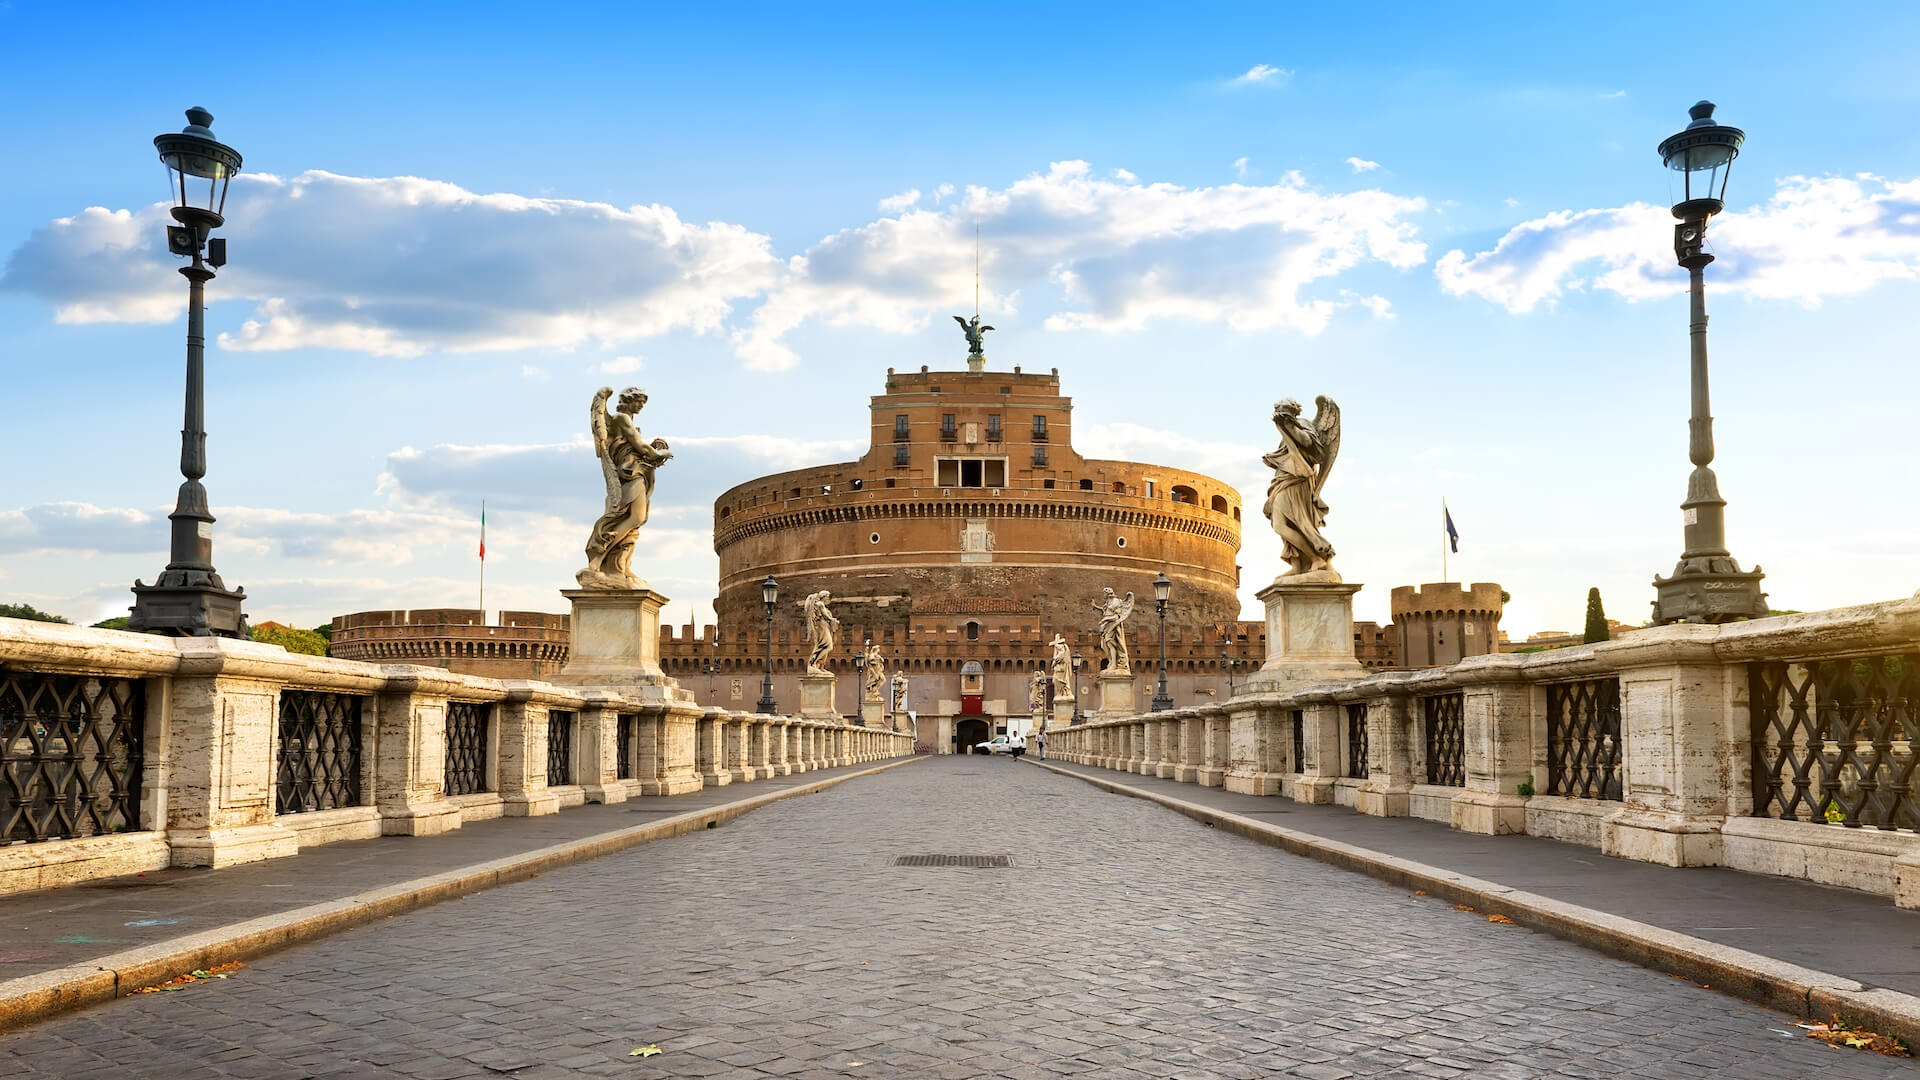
[
  {"left": 1291, "top": 709, "right": 1305, "bottom": 774},
  {"left": 1347, "top": 703, "right": 1369, "bottom": 780},
  {"left": 1423, "top": 692, "right": 1465, "bottom": 787},
  {"left": 276, "top": 690, "right": 364, "bottom": 814},
  {"left": 616, "top": 713, "right": 635, "bottom": 780},
  {"left": 547, "top": 710, "right": 574, "bottom": 787},
  {"left": 444, "top": 701, "right": 491, "bottom": 797},
  {"left": 1751, "top": 654, "right": 1920, "bottom": 830},
  {"left": 1, "top": 671, "right": 145, "bottom": 844},
  {"left": 1546, "top": 678, "right": 1623, "bottom": 801}
]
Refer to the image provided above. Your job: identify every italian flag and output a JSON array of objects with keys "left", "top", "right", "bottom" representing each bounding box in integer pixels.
[{"left": 479, "top": 502, "right": 486, "bottom": 561}]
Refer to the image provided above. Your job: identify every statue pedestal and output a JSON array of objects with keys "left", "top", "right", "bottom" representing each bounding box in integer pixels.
[
  {"left": 552, "top": 588, "right": 689, "bottom": 702},
  {"left": 860, "top": 698, "right": 885, "bottom": 728},
  {"left": 1051, "top": 700, "right": 1076, "bottom": 731},
  {"left": 1242, "top": 579, "right": 1366, "bottom": 694},
  {"left": 799, "top": 673, "right": 837, "bottom": 720},
  {"left": 1096, "top": 671, "right": 1137, "bottom": 720}
]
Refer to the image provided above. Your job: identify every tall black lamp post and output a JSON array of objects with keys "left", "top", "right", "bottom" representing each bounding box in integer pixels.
[
  {"left": 129, "top": 108, "right": 248, "bottom": 637},
  {"left": 756, "top": 576, "right": 779, "bottom": 714},
  {"left": 1071, "top": 651, "right": 1084, "bottom": 725},
  {"left": 1150, "top": 572, "right": 1174, "bottom": 712},
  {"left": 853, "top": 638, "right": 869, "bottom": 725},
  {"left": 1650, "top": 101, "right": 1768, "bottom": 624}
]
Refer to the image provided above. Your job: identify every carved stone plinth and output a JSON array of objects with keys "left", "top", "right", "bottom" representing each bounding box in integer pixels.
[
  {"left": 1052, "top": 700, "right": 1076, "bottom": 731},
  {"left": 860, "top": 698, "right": 885, "bottom": 728},
  {"left": 1243, "top": 579, "right": 1367, "bottom": 693},
  {"left": 552, "top": 588, "right": 690, "bottom": 704},
  {"left": 799, "top": 673, "right": 837, "bottom": 720},
  {"left": 1096, "top": 671, "right": 1136, "bottom": 720}
]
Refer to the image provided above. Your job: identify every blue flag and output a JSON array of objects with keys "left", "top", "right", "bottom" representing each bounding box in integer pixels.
[{"left": 1444, "top": 507, "right": 1459, "bottom": 553}]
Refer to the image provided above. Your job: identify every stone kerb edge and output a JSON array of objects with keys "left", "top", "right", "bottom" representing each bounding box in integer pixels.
[
  {"left": 0, "top": 755, "right": 927, "bottom": 1033},
  {"left": 1027, "top": 760, "right": 1920, "bottom": 1044}
]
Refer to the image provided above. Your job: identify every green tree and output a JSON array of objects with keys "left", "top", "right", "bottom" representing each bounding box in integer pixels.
[
  {"left": 252, "top": 624, "right": 329, "bottom": 656},
  {"left": 1583, "top": 588, "right": 1610, "bottom": 643},
  {"left": 0, "top": 602, "right": 70, "bottom": 624},
  {"left": 91, "top": 616, "right": 132, "bottom": 631},
  {"left": 311, "top": 623, "right": 334, "bottom": 645}
]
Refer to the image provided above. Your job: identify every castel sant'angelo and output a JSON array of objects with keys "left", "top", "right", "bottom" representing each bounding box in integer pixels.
[{"left": 333, "top": 330, "right": 1502, "bottom": 752}]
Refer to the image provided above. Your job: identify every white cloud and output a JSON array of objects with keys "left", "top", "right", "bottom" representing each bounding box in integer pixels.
[
  {"left": 1601, "top": 90, "right": 1628, "bottom": 99},
  {"left": 734, "top": 160, "right": 1429, "bottom": 370},
  {"left": 600, "top": 355, "right": 644, "bottom": 374},
  {"left": 0, "top": 171, "right": 781, "bottom": 358},
  {"left": 1232, "top": 157, "right": 1249, "bottom": 179},
  {"left": 521, "top": 364, "right": 548, "bottom": 379},
  {"left": 1232, "top": 64, "right": 1291, "bottom": 86},
  {"left": 1346, "top": 157, "right": 1380, "bottom": 173},
  {"left": 0, "top": 502, "right": 158, "bottom": 556},
  {"left": 1436, "top": 174, "right": 1920, "bottom": 312},
  {"left": 933, "top": 183, "right": 955, "bottom": 203},
  {"left": 877, "top": 189, "right": 922, "bottom": 213}
]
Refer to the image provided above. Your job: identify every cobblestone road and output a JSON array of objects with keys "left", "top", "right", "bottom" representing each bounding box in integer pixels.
[{"left": 1, "top": 758, "right": 1908, "bottom": 1079}]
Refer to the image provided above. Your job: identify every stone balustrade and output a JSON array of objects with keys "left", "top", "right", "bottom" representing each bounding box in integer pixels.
[
  {"left": 0, "top": 618, "right": 912, "bottom": 895},
  {"left": 1049, "top": 596, "right": 1920, "bottom": 908}
]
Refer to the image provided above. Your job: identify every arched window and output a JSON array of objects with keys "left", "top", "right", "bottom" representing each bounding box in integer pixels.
[
  {"left": 1079, "top": 479, "right": 1093, "bottom": 490},
  {"left": 1170, "top": 485, "right": 1198, "bottom": 505},
  {"left": 1210, "top": 494, "right": 1229, "bottom": 514},
  {"left": 965, "top": 621, "right": 980, "bottom": 641}
]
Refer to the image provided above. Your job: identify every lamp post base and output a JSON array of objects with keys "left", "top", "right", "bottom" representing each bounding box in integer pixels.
[
  {"left": 127, "top": 577, "right": 247, "bottom": 638},
  {"left": 1652, "top": 555, "right": 1768, "bottom": 624}
]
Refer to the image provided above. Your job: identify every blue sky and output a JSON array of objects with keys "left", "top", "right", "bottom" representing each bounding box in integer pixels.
[{"left": 3, "top": 1, "right": 1917, "bottom": 637}]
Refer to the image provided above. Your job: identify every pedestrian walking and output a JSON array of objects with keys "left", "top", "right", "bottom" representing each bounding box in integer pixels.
[
  {"left": 1036, "top": 728, "right": 1048, "bottom": 760},
  {"left": 1009, "top": 729, "right": 1026, "bottom": 760}
]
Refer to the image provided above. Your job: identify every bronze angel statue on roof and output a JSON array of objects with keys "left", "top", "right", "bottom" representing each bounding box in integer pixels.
[
  {"left": 1261, "top": 395, "right": 1342, "bottom": 581},
  {"left": 578, "top": 386, "right": 673, "bottom": 589},
  {"left": 953, "top": 314, "right": 994, "bottom": 357}
]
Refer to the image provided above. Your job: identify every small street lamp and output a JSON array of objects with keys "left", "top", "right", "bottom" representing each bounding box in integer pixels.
[
  {"left": 129, "top": 108, "right": 248, "bottom": 637},
  {"left": 1650, "top": 101, "right": 1768, "bottom": 624},
  {"left": 853, "top": 637, "right": 870, "bottom": 725},
  {"left": 1071, "top": 651, "right": 1084, "bottom": 725},
  {"left": 756, "top": 576, "right": 779, "bottom": 714},
  {"left": 1150, "top": 572, "right": 1174, "bottom": 712},
  {"left": 1217, "top": 623, "right": 1244, "bottom": 698}
]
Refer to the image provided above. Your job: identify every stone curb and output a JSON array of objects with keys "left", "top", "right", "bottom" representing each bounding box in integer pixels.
[
  {"left": 1029, "top": 760, "right": 1920, "bottom": 1047},
  {"left": 0, "top": 756, "right": 926, "bottom": 1033}
]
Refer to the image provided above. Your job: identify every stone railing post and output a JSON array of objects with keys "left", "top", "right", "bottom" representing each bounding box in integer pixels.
[
  {"left": 1198, "top": 705, "right": 1230, "bottom": 787},
  {"left": 1153, "top": 715, "right": 1179, "bottom": 779},
  {"left": 496, "top": 684, "right": 561, "bottom": 817},
  {"left": 1172, "top": 711, "right": 1204, "bottom": 782},
  {"left": 725, "top": 714, "right": 752, "bottom": 783},
  {"left": 1225, "top": 698, "right": 1284, "bottom": 795},
  {"left": 1292, "top": 698, "right": 1342, "bottom": 805},
  {"left": 374, "top": 666, "right": 467, "bottom": 837},
  {"left": 164, "top": 639, "right": 301, "bottom": 866},
  {"left": 749, "top": 717, "right": 773, "bottom": 779},
  {"left": 1355, "top": 687, "right": 1414, "bottom": 817},
  {"left": 696, "top": 708, "right": 730, "bottom": 787},
  {"left": 633, "top": 701, "right": 702, "bottom": 795},
  {"left": 768, "top": 717, "right": 791, "bottom": 775},
  {"left": 575, "top": 692, "right": 628, "bottom": 804},
  {"left": 1122, "top": 720, "right": 1144, "bottom": 773},
  {"left": 1452, "top": 658, "right": 1532, "bottom": 835},
  {"left": 1599, "top": 631, "right": 1734, "bottom": 866}
]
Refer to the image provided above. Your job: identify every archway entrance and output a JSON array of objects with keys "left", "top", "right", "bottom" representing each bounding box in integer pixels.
[{"left": 955, "top": 717, "right": 990, "bottom": 754}]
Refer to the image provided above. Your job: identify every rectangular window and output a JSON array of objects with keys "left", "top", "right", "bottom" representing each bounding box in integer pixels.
[
  {"left": 983, "top": 460, "right": 1006, "bottom": 487},
  {"left": 937, "top": 459, "right": 959, "bottom": 486},
  {"left": 1031, "top": 415, "right": 1048, "bottom": 441},
  {"left": 1145, "top": 480, "right": 1155, "bottom": 499},
  {"left": 961, "top": 459, "right": 983, "bottom": 487},
  {"left": 986, "top": 414, "right": 1002, "bottom": 441},
  {"left": 941, "top": 413, "right": 957, "bottom": 440},
  {"left": 1032, "top": 446, "right": 1049, "bottom": 467},
  {"left": 894, "top": 444, "right": 910, "bottom": 466},
  {"left": 893, "top": 414, "right": 909, "bottom": 441}
]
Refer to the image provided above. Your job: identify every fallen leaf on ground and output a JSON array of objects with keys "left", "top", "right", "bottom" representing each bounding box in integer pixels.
[
  {"left": 1802, "top": 1018, "right": 1910, "bottom": 1057},
  {"left": 1486, "top": 914, "right": 1516, "bottom": 925},
  {"left": 1452, "top": 904, "right": 1476, "bottom": 912},
  {"left": 130, "top": 961, "right": 244, "bottom": 994},
  {"left": 629, "top": 1045, "right": 662, "bottom": 1057}
]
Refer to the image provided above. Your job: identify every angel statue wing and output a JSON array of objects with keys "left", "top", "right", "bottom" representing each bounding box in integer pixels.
[
  {"left": 589, "top": 386, "right": 619, "bottom": 507},
  {"left": 1115, "top": 591, "right": 1135, "bottom": 622},
  {"left": 1311, "top": 395, "right": 1341, "bottom": 499},
  {"left": 953, "top": 315, "right": 970, "bottom": 333}
]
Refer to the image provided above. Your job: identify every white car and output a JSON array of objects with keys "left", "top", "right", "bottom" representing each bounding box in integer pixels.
[{"left": 974, "top": 735, "right": 1015, "bottom": 755}]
